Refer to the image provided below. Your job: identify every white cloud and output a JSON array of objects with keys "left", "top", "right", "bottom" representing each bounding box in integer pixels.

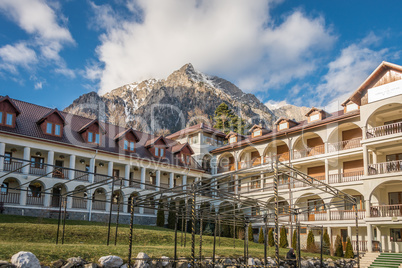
[
  {"left": 0, "top": 0, "right": 74, "bottom": 74},
  {"left": 0, "top": 42, "right": 37, "bottom": 72},
  {"left": 34, "top": 81, "right": 43, "bottom": 89},
  {"left": 315, "top": 33, "right": 393, "bottom": 109},
  {"left": 90, "top": 0, "right": 336, "bottom": 94},
  {"left": 265, "top": 100, "right": 289, "bottom": 110}
]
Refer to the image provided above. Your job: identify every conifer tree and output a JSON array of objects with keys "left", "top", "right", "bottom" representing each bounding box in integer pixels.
[
  {"left": 268, "top": 228, "right": 275, "bottom": 247},
  {"left": 307, "top": 230, "right": 316, "bottom": 252},
  {"left": 248, "top": 224, "right": 254, "bottom": 242},
  {"left": 258, "top": 227, "right": 264, "bottom": 244},
  {"left": 213, "top": 102, "right": 245, "bottom": 134},
  {"left": 167, "top": 201, "right": 176, "bottom": 229},
  {"left": 279, "top": 227, "right": 288, "bottom": 248},
  {"left": 323, "top": 229, "right": 330, "bottom": 255},
  {"left": 334, "top": 235, "right": 344, "bottom": 257},
  {"left": 156, "top": 203, "right": 165, "bottom": 227},
  {"left": 344, "top": 237, "right": 354, "bottom": 258},
  {"left": 292, "top": 229, "right": 297, "bottom": 250}
]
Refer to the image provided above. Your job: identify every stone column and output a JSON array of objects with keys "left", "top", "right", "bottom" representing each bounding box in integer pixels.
[
  {"left": 363, "top": 144, "right": 369, "bottom": 176},
  {"left": 140, "top": 167, "right": 146, "bottom": 190},
  {"left": 46, "top": 150, "right": 54, "bottom": 177},
  {"left": 0, "top": 142, "right": 5, "bottom": 171},
  {"left": 182, "top": 175, "right": 187, "bottom": 191},
  {"left": 89, "top": 158, "right": 95, "bottom": 183},
  {"left": 169, "top": 173, "right": 174, "bottom": 188},
  {"left": 377, "top": 226, "right": 383, "bottom": 252},
  {"left": 367, "top": 224, "right": 373, "bottom": 252},
  {"left": 365, "top": 200, "right": 371, "bottom": 218},
  {"left": 105, "top": 193, "right": 111, "bottom": 212},
  {"left": 125, "top": 164, "right": 130, "bottom": 187},
  {"left": 108, "top": 161, "right": 114, "bottom": 177},
  {"left": 156, "top": 170, "right": 160, "bottom": 191},
  {"left": 234, "top": 175, "right": 239, "bottom": 194},
  {"left": 44, "top": 189, "right": 51, "bottom": 208},
  {"left": 22, "top": 147, "right": 30, "bottom": 174},
  {"left": 347, "top": 226, "right": 352, "bottom": 239},
  {"left": 68, "top": 155, "right": 76, "bottom": 180},
  {"left": 66, "top": 195, "right": 73, "bottom": 209},
  {"left": 325, "top": 158, "right": 329, "bottom": 184}
]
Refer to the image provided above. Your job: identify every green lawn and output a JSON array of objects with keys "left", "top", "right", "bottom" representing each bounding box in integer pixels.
[{"left": 0, "top": 215, "right": 328, "bottom": 265}]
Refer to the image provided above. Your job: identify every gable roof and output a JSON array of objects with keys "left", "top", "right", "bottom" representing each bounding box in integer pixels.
[
  {"left": 145, "top": 135, "right": 168, "bottom": 148},
  {"left": 342, "top": 61, "right": 402, "bottom": 106},
  {"left": 113, "top": 128, "right": 139, "bottom": 142},
  {"left": 274, "top": 117, "right": 298, "bottom": 125},
  {"left": 36, "top": 108, "right": 66, "bottom": 125},
  {"left": 78, "top": 119, "right": 106, "bottom": 134},
  {"left": 171, "top": 142, "right": 194, "bottom": 154},
  {"left": 305, "top": 107, "right": 324, "bottom": 117},
  {"left": 0, "top": 95, "right": 21, "bottom": 115},
  {"left": 225, "top": 131, "right": 247, "bottom": 139}
]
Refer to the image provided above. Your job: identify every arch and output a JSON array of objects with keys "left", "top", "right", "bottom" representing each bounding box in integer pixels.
[
  {"left": 127, "top": 192, "right": 140, "bottom": 213},
  {"left": 27, "top": 180, "right": 45, "bottom": 206},
  {"left": 366, "top": 102, "right": 402, "bottom": 129},
  {"left": 202, "top": 154, "right": 212, "bottom": 172},
  {"left": 295, "top": 193, "right": 326, "bottom": 221},
  {"left": 327, "top": 122, "right": 362, "bottom": 152},
  {"left": 51, "top": 183, "right": 68, "bottom": 208},
  {"left": 267, "top": 196, "right": 290, "bottom": 214},
  {"left": 218, "top": 152, "right": 235, "bottom": 172},
  {"left": 92, "top": 187, "right": 107, "bottom": 211},
  {"left": 71, "top": 185, "right": 88, "bottom": 209},
  {"left": 238, "top": 146, "right": 261, "bottom": 168},
  {"left": 330, "top": 189, "right": 365, "bottom": 210},
  {"left": 0, "top": 177, "right": 21, "bottom": 204},
  {"left": 263, "top": 140, "right": 289, "bottom": 162},
  {"left": 292, "top": 132, "right": 325, "bottom": 159}
]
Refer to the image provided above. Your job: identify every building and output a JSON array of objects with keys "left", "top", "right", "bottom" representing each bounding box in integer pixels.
[{"left": 1, "top": 61, "right": 402, "bottom": 253}]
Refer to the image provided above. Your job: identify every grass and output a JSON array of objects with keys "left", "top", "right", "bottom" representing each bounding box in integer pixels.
[{"left": 0, "top": 215, "right": 330, "bottom": 265}]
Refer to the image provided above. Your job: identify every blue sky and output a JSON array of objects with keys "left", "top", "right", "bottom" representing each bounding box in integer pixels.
[{"left": 0, "top": 0, "right": 401, "bottom": 112}]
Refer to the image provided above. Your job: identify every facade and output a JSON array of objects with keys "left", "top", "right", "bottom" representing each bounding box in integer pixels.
[
  {"left": 210, "top": 61, "right": 402, "bottom": 253},
  {"left": 1, "top": 61, "right": 402, "bottom": 253}
]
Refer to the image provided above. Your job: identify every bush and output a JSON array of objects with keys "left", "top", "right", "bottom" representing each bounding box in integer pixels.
[
  {"left": 258, "top": 227, "right": 264, "bottom": 244},
  {"left": 334, "top": 235, "right": 344, "bottom": 257},
  {"left": 292, "top": 229, "right": 297, "bottom": 250},
  {"left": 156, "top": 203, "right": 165, "bottom": 227},
  {"left": 167, "top": 201, "right": 176, "bottom": 229},
  {"left": 323, "top": 229, "right": 330, "bottom": 255},
  {"left": 238, "top": 227, "right": 245, "bottom": 240},
  {"left": 279, "top": 227, "right": 288, "bottom": 248},
  {"left": 268, "top": 228, "right": 274, "bottom": 247},
  {"left": 248, "top": 224, "right": 254, "bottom": 242},
  {"left": 307, "top": 230, "right": 316, "bottom": 252},
  {"left": 344, "top": 237, "right": 354, "bottom": 258}
]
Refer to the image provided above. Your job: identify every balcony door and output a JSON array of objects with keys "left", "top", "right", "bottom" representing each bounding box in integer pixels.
[
  {"left": 53, "top": 160, "right": 64, "bottom": 178},
  {"left": 386, "top": 154, "right": 402, "bottom": 173},
  {"left": 341, "top": 229, "right": 348, "bottom": 250},
  {"left": 389, "top": 192, "right": 402, "bottom": 216}
]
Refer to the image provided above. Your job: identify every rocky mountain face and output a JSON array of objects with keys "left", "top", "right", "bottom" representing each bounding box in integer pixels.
[{"left": 64, "top": 64, "right": 308, "bottom": 134}]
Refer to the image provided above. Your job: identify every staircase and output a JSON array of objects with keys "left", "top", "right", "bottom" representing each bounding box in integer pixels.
[
  {"left": 355, "top": 252, "right": 380, "bottom": 268},
  {"left": 367, "top": 253, "right": 402, "bottom": 268}
]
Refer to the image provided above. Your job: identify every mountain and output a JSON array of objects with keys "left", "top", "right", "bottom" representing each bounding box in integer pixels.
[{"left": 64, "top": 64, "right": 307, "bottom": 134}]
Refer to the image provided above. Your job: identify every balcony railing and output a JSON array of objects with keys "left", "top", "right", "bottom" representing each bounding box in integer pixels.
[
  {"left": 92, "top": 200, "right": 106, "bottom": 211},
  {"left": 352, "top": 240, "right": 367, "bottom": 252},
  {"left": 367, "top": 122, "right": 402, "bottom": 138},
  {"left": 129, "top": 179, "right": 141, "bottom": 188},
  {"left": 26, "top": 195, "right": 44, "bottom": 206},
  {"left": 293, "top": 145, "right": 325, "bottom": 159},
  {"left": 145, "top": 184, "right": 156, "bottom": 190},
  {"left": 218, "top": 163, "right": 236, "bottom": 173},
  {"left": 328, "top": 137, "right": 362, "bottom": 153},
  {"left": 368, "top": 160, "right": 402, "bottom": 175},
  {"left": 370, "top": 204, "right": 402, "bottom": 217},
  {"left": 72, "top": 197, "right": 87, "bottom": 209},
  {"left": 328, "top": 170, "right": 363, "bottom": 184},
  {"left": 299, "top": 211, "right": 327, "bottom": 221},
  {"left": 0, "top": 192, "right": 20, "bottom": 204},
  {"left": 74, "top": 170, "right": 89, "bottom": 182},
  {"left": 52, "top": 167, "right": 69, "bottom": 179},
  {"left": 3, "top": 161, "right": 23, "bottom": 173},
  {"left": 160, "top": 183, "right": 169, "bottom": 190},
  {"left": 293, "top": 175, "right": 325, "bottom": 188},
  {"left": 29, "top": 166, "right": 46, "bottom": 176},
  {"left": 238, "top": 159, "right": 262, "bottom": 170},
  {"left": 329, "top": 209, "right": 365, "bottom": 220}
]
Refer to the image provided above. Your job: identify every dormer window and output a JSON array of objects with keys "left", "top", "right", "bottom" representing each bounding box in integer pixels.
[
  {"left": 46, "top": 123, "right": 52, "bottom": 134},
  {"left": 275, "top": 117, "right": 298, "bottom": 131},
  {"left": 124, "top": 140, "right": 135, "bottom": 151},
  {"left": 37, "top": 109, "right": 65, "bottom": 137},
  {"left": 309, "top": 113, "right": 320, "bottom": 122},
  {"left": 279, "top": 122, "right": 288, "bottom": 130},
  {"left": 87, "top": 132, "right": 100, "bottom": 144},
  {"left": 346, "top": 102, "right": 359, "bottom": 112},
  {"left": 0, "top": 96, "right": 20, "bottom": 128},
  {"left": 253, "top": 129, "right": 262, "bottom": 137},
  {"left": 44, "top": 122, "right": 62, "bottom": 136},
  {"left": 229, "top": 136, "right": 237, "bottom": 143},
  {"left": 55, "top": 124, "right": 61, "bottom": 136},
  {"left": 6, "top": 113, "right": 13, "bottom": 126},
  {"left": 155, "top": 147, "right": 164, "bottom": 157}
]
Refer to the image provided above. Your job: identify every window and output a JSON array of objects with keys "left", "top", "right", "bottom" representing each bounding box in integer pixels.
[
  {"left": 46, "top": 122, "right": 53, "bottom": 134},
  {"left": 124, "top": 140, "right": 128, "bottom": 150},
  {"left": 130, "top": 142, "right": 134, "bottom": 151},
  {"left": 1, "top": 182, "right": 8, "bottom": 193},
  {"left": 88, "top": 132, "right": 93, "bottom": 142},
  {"left": 0, "top": 111, "right": 2, "bottom": 124},
  {"left": 30, "top": 157, "right": 44, "bottom": 169},
  {"left": 229, "top": 136, "right": 236, "bottom": 143},
  {"left": 279, "top": 122, "right": 288, "bottom": 130},
  {"left": 6, "top": 113, "right": 13, "bottom": 126},
  {"left": 160, "top": 148, "right": 164, "bottom": 157},
  {"left": 345, "top": 195, "right": 364, "bottom": 210},
  {"left": 254, "top": 129, "right": 262, "bottom": 137},
  {"left": 4, "top": 152, "right": 11, "bottom": 164},
  {"left": 310, "top": 113, "right": 320, "bottom": 122},
  {"left": 389, "top": 192, "right": 402, "bottom": 205},
  {"left": 391, "top": 229, "right": 402, "bottom": 242},
  {"left": 55, "top": 124, "right": 61, "bottom": 136},
  {"left": 95, "top": 133, "right": 100, "bottom": 144},
  {"left": 155, "top": 147, "right": 159, "bottom": 156},
  {"left": 187, "top": 155, "right": 190, "bottom": 164}
]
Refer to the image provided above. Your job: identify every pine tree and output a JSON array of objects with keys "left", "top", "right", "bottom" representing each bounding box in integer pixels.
[
  {"left": 268, "top": 228, "right": 275, "bottom": 247},
  {"left": 213, "top": 102, "right": 245, "bottom": 134},
  {"left": 156, "top": 203, "right": 165, "bottom": 227},
  {"left": 334, "top": 235, "right": 344, "bottom": 257},
  {"left": 323, "top": 229, "right": 330, "bottom": 255},
  {"left": 307, "top": 230, "right": 316, "bottom": 252},
  {"left": 258, "top": 227, "right": 264, "bottom": 244},
  {"left": 292, "top": 229, "right": 297, "bottom": 250},
  {"left": 248, "top": 224, "right": 254, "bottom": 242},
  {"left": 344, "top": 237, "right": 354, "bottom": 258},
  {"left": 167, "top": 201, "right": 176, "bottom": 229},
  {"left": 279, "top": 227, "right": 288, "bottom": 248}
]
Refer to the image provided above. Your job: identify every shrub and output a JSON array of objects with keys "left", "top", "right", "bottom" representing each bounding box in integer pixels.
[
  {"left": 167, "top": 201, "right": 176, "bottom": 229},
  {"left": 344, "top": 237, "right": 354, "bottom": 258},
  {"left": 307, "top": 230, "right": 316, "bottom": 252},
  {"left": 248, "top": 224, "right": 254, "bottom": 242},
  {"left": 268, "top": 228, "right": 275, "bottom": 247},
  {"left": 323, "top": 229, "right": 330, "bottom": 255},
  {"left": 258, "top": 227, "right": 264, "bottom": 244},
  {"left": 292, "top": 229, "right": 297, "bottom": 250},
  {"left": 334, "top": 235, "right": 344, "bottom": 257},
  {"left": 238, "top": 227, "right": 245, "bottom": 240},
  {"left": 156, "top": 203, "right": 165, "bottom": 227},
  {"left": 280, "top": 227, "right": 288, "bottom": 248}
]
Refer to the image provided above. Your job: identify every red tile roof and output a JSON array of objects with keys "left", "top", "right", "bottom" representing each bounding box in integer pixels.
[{"left": 167, "top": 123, "right": 226, "bottom": 139}]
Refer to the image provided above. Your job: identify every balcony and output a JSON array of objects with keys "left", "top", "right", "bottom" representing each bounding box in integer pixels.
[
  {"left": 370, "top": 204, "right": 402, "bottom": 217},
  {"left": 0, "top": 192, "right": 20, "bottom": 204},
  {"left": 367, "top": 122, "right": 402, "bottom": 138},
  {"left": 328, "top": 170, "right": 363, "bottom": 184},
  {"left": 72, "top": 198, "right": 87, "bottom": 209},
  {"left": 29, "top": 166, "right": 46, "bottom": 176},
  {"left": 74, "top": 170, "right": 90, "bottom": 182},
  {"left": 299, "top": 211, "right": 327, "bottom": 221},
  {"left": 52, "top": 167, "right": 69, "bottom": 179},
  {"left": 328, "top": 137, "right": 362, "bottom": 153},
  {"left": 26, "top": 195, "right": 44, "bottom": 206},
  {"left": 92, "top": 200, "right": 106, "bottom": 211},
  {"left": 368, "top": 160, "right": 402, "bottom": 175},
  {"left": 293, "top": 175, "right": 325, "bottom": 188},
  {"left": 293, "top": 145, "right": 325, "bottom": 160},
  {"left": 3, "top": 161, "right": 23, "bottom": 173},
  {"left": 238, "top": 159, "right": 261, "bottom": 170},
  {"left": 218, "top": 163, "right": 236, "bottom": 173},
  {"left": 329, "top": 209, "right": 365, "bottom": 220}
]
